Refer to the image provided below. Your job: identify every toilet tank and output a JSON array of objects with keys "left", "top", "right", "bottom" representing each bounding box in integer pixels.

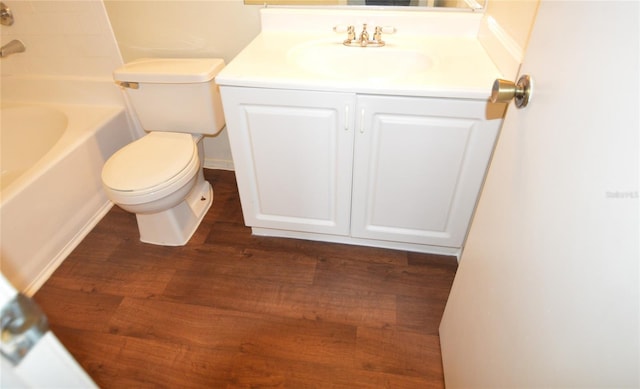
[{"left": 114, "top": 58, "right": 226, "bottom": 135}]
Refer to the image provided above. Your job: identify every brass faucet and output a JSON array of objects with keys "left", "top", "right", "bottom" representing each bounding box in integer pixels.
[
  {"left": 358, "top": 24, "right": 370, "bottom": 47},
  {"left": 339, "top": 24, "right": 389, "bottom": 47}
]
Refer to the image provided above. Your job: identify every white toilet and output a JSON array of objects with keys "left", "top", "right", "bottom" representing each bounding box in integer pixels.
[{"left": 101, "top": 58, "right": 226, "bottom": 246}]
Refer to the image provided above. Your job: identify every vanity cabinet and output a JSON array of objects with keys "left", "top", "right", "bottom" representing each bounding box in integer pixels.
[{"left": 221, "top": 86, "right": 501, "bottom": 252}]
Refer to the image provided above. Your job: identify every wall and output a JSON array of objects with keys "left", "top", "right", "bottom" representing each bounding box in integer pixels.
[
  {"left": 0, "top": 0, "right": 124, "bottom": 106},
  {"left": 0, "top": 0, "right": 122, "bottom": 77},
  {"left": 103, "top": 0, "right": 262, "bottom": 169},
  {"left": 478, "top": 0, "right": 539, "bottom": 79},
  {"left": 486, "top": 0, "right": 538, "bottom": 48},
  {"left": 103, "top": 0, "right": 538, "bottom": 168}
]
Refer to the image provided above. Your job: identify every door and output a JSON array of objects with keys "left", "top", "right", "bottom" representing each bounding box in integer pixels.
[
  {"left": 439, "top": 1, "right": 638, "bottom": 387},
  {"left": 221, "top": 87, "right": 355, "bottom": 235},
  {"left": 351, "top": 95, "right": 501, "bottom": 247},
  {"left": 0, "top": 274, "right": 98, "bottom": 388}
]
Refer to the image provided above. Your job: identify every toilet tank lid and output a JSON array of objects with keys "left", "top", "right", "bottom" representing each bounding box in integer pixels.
[{"left": 114, "top": 58, "right": 225, "bottom": 84}]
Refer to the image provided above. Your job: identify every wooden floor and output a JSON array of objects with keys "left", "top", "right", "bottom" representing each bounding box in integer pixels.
[{"left": 33, "top": 169, "right": 458, "bottom": 388}]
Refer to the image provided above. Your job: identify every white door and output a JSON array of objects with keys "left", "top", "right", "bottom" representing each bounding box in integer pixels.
[
  {"left": 0, "top": 274, "right": 98, "bottom": 388},
  {"left": 439, "top": 1, "right": 639, "bottom": 387}
]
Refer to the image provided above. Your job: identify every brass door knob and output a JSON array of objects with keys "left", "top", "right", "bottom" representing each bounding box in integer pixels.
[{"left": 491, "top": 75, "right": 532, "bottom": 108}]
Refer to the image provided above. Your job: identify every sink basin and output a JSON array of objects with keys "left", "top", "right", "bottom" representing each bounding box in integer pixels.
[{"left": 287, "top": 39, "right": 432, "bottom": 81}]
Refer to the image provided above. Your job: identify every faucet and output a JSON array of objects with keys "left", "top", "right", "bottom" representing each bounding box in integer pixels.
[
  {"left": 337, "top": 24, "right": 391, "bottom": 47},
  {"left": 358, "top": 24, "right": 370, "bottom": 47},
  {"left": 0, "top": 39, "right": 25, "bottom": 58}
]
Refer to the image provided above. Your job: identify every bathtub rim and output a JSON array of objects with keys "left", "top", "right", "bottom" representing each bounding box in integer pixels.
[{"left": 0, "top": 101, "right": 126, "bottom": 205}]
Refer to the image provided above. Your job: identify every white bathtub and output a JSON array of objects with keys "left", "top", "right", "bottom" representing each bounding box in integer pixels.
[{"left": 0, "top": 102, "right": 133, "bottom": 295}]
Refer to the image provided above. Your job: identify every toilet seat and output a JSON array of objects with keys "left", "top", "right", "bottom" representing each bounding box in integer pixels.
[{"left": 102, "top": 132, "right": 199, "bottom": 205}]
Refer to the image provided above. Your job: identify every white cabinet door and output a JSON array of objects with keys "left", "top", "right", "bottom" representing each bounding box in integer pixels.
[
  {"left": 351, "top": 95, "right": 501, "bottom": 247},
  {"left": 220, "top": 87, "right": 356, "bottom": 235}
]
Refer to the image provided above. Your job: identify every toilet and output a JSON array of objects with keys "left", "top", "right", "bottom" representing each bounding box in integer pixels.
[{"left": 101, "top": 58, "right": 226, "bottom": 246}]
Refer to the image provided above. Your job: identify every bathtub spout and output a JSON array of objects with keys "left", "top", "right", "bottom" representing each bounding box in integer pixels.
[{"left": 0, "top": 39, "right": 25, "bottom": 58}]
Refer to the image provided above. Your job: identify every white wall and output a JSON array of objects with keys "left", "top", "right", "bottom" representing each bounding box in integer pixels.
[
  {"left": 478, "top": 0, "right": 539, "bottom": 79},
  {"left": 485, "top": 0, "right": 538, "bottom": 50},
  {"left": 103, "top": 0, "right": 263, "bottom": 169},
  {"left": 0, "top": 0, "right": 122, "bottom": 78},
  {"left": 0, "top": 0, "right": 125, "bottom": 106}
]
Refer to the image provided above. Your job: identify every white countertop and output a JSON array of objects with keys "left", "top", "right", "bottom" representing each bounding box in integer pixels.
[{"left": 216, "top": 8, "right": 502, "bottom": 100}]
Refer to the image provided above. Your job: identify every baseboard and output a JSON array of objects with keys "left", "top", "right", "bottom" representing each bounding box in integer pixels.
[
  {"left": 204, "top": 158, "right": 235, "bottom": 171},
  {"left": 252, "top": 227, "right": 461, "bottom": 257}
]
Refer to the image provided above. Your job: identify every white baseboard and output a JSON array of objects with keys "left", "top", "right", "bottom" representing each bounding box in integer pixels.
[
  {"left": 252, "top": 227, "right": 461, "bottom": 258},
  {"left": 204, "top": 158, "right": 235, "bottom": 171}
]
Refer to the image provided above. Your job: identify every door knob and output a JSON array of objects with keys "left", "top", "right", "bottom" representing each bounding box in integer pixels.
[{"left": 491, "top": 75, "right": 532, "bottom": 108}]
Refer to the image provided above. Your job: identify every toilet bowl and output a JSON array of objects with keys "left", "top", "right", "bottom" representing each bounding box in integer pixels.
[
  {"left": 102, "top": 132, "right": 212, "bottom": 245},
  {"left": 102, "top": 132, "right": 199, "bottom": 212},
  {"left": 102, "top": 58, "right": 225, "bottom": 246}
]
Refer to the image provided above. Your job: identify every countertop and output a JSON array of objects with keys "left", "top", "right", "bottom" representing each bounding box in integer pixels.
[{"left": 216, "top": 30, "right": 502, "bottom": 100}]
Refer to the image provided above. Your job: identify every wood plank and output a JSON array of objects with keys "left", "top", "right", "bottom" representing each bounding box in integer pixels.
[
  {"left": 396, "top": 293, "right": 451, "bottom": 334},
  {"left": 163, "top": 271, "right": 397, "bottom": 328},
  {"left": 42, "top": 256, "right": 176, "bottom": 299},
  {"left": 33, "top": 169, "right": 456, "bottom": 388},
  {"left": 33, "top": 286, "right": 123, "bottom": 332},
  {"left": 108, "top": 298, "right": 358, "bottom": 366},
  {"left": 356, "top": 326, "right": 445, "bottom": 382},
  {"left": 51, "top": 327, "right": 236, "bottom": 389},
  {"left": 313, "top": 255, "right": 456, "bottom": 298}
]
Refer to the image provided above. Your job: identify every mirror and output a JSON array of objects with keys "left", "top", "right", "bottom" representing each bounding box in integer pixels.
[{"left": 243, "top": 0, "right": 486, "bottom": 11}]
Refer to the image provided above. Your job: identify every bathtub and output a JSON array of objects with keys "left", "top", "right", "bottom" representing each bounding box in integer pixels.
[{"left": 0, "top": 102, "right": 133, "bottom": 295}]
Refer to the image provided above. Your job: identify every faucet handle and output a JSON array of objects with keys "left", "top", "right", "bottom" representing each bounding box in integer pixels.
[
  {"left": 378, "top": 26, "right": 397, "bottom": 34},
  {"left": 334, "top": 25, "right": 356, "bottom": 44},
  {"left": 333, "top": 25, "right": 353, "bottom": 33},
  {"left": 1, "top": 2, "right": 14, "bottom": 26},
  {"left": 373, "top": 26, "right": 396, "bottom": 45},
  {"left": 346, "top": 25, "right": 356, "bottom": 41},
  {"left": 374, "top": 26, "right": 383, "bottom": 43}
]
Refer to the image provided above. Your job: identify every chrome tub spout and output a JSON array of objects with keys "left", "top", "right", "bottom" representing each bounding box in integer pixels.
[{"left": 1, "top": 39, "right": 25, "bottom": 58}]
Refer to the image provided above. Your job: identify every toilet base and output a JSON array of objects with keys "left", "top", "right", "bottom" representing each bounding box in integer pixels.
[{"left": 135, "top": 177, "right": 213, "bottom": 246}]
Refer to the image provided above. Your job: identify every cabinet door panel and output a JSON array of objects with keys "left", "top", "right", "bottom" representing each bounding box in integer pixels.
[
  {"left": 361, "top": 115, "right": 474, "bottom": 232},
  {"left": 221, "top": 87, "right": 355, "bottom": 235},
  {"left": 352, "top": 96, "right": 500, "bottom": 247}
]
